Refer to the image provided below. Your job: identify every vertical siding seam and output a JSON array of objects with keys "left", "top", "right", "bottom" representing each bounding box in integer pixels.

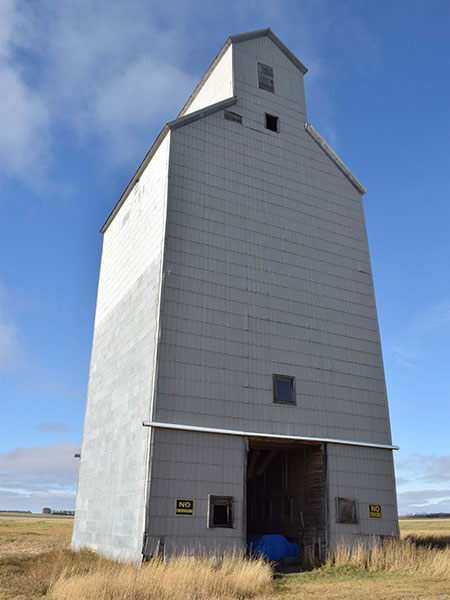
[{"left": 142, "top": 132, "right": 172, "bottom": 558}]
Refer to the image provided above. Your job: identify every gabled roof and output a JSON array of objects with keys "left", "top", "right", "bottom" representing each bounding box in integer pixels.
[{"left": 178, "top": 28, "right": 308, "bottom": 118}]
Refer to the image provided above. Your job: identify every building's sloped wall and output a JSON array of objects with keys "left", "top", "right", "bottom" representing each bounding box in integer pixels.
[
  {"left": 327, "top": 444, "right": 399, "bottom": 544},
  {"left": 145, "top": 428, "right": 245, "bottom": 555},
  {"left": 155, "top": 36, "right": 392, "bottom": 448},
  {"left": 72, "top": 134, "right": 171, "bottom": 562},
  {"left": 182, "top": 45, "right": 233, "bottom": 116}
]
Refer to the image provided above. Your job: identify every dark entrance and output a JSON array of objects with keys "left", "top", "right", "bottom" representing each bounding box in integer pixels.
[{"left": 246, "top": 440, "right": 327, "bottom": 561}]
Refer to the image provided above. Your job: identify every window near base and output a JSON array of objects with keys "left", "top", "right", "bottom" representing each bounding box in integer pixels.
[
  {"left": 336, "top": 497, "right": 358, "bottom": 524},
  {"left": 258, "top": 62, "right": 274, "bottom": 93},
  {"left": 273, "top": 374, "right": 296, "bottom": 405},
  {"left": 208, "top": 495, "right": 234, "bottom": 528},
  {"left": 265, "top": 113, "right": 279, "bottom": 132}
]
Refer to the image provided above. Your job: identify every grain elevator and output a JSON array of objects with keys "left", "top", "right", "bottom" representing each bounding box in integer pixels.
[{"left": 72, "top": 28, "right": 399, "bottom": 564}]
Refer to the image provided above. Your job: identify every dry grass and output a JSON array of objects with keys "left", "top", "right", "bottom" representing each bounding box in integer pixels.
[
  {"left": 44, "top": 551, "right": 272, "bottom": 600},
  {"left": 0, "top": 519, "right": 272, "bottom": 600},
  {"left": 0, "top": 517, "right": 73, "bottom": 558},
  {"left": 326, "top": 537, "right": 450, "bottom": 577},
  {"left": 1, "top": 516, "right": 450, "bottom": 600}
]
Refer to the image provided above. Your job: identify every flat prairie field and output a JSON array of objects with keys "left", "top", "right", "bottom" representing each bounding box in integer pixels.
[
  {"left": 0, "top": 515, "right": 449, "bottom": 600},
  {"left": 400, "top": 517, "right": 450, "bottom": 537}
]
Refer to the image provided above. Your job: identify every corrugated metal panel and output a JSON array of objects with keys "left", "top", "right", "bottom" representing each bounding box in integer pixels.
[
  {"left": 327, "top": 444, "right": 399, "bottom": 541},
  {"left": 145, "top": 428, "right": 245, "bottom": 555},
  {"left": 156, "top": 90, "right": 392, "bottom": 445}
]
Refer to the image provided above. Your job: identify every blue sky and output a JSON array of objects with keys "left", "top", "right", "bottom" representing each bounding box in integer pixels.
[{"left": 0, "top": 0, "right": 449, "bottom": 515}]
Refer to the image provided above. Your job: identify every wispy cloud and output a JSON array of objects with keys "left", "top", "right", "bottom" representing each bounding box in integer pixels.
[
  {"left": 392, "top": 345, "right": 427, "bottom": 374},
  {"left": 395, "top": 452, "right": 450, "bottom": 514},
  {"left": 390, "top": 298, "right": 450, "bottom": 375},
  {"left": 397, "top": 489, "right": 450, "bottom": 513},
  {"left": 0, "top": 0, "right": 50, "bottom": 188},
  {"left": 37, "top": 422, "right": 69, "bottom": 433},
  {"left": 0, "top": 443, "right": 80, "bottom": 474},
  {"left": 396, "top": 453, "right": 450, "bottom": 484},
  {"left": 412, "top": 300, "right": 450, "bottom": 334},
  {"left": 0, "top": 0, "right": 374, "bottom": 191},
  {"left": 0, "top": 280, "right": 24, "bottom": 371},
  {"left": 0, "top": 0, "right": 199, "bottom": 190},
  {"left": 0, "top": 443, "right": 79, "bottom": 511}
]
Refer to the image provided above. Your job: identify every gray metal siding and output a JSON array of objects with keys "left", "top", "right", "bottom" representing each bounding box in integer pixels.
[
  {"left": 145, "top": 428, "right": 245, "bottom": 555},
  {"left": 72, "top": 134, "right": 170, "bottom": 562},
  {"left": 327, "top": 444, "right": 399, "bottom": 544},
  {"left": 154, "top": 53, "right": 391, "bottom": 445}
]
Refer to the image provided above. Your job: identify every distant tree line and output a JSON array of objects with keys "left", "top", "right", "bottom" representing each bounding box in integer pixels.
[
  {"left": 399, "top": 513, "right": 450, "bottom": 519},
  {"left": 51, "top": 510, "right": 75, "bottom": 515},
  {"left": 0, "top": 510, "right": 32, "bottom": 513},
  {"left": 42, "top": 507, "right": 74, "bottom": 515}
]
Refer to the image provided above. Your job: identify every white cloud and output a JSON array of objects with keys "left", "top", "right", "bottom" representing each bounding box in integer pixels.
[
  {"left": 0, "top": 0, "right": 354, "bottom": 189},
  {"left": 0, "top": 443, "right": 80, "bottom": 474},
  {"left": 0, "top": 0, "right": 50, "bottom": 186},
  {"left": 94, "top": 55, "right": 196, "bottom": 162},
  {"left": 0, "top": 0, "right": 199, "bottom": 187},
  {"left": 0, "top": 443, "right": 79, "bottom": 511},
  {"left": 396, "top": 453, "right": 450, "bottom": 484},
  {"left": 395, "top": 452, "right": 450, "bottom": 514},
  {"left": 397, "top": 489, "right": 450, "bottom": 514},
  {"left": 0, "top": 0, "right": 201, "bottom": 182}
]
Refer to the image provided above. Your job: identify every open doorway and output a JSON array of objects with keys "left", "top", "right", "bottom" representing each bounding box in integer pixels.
[{"left": 246, "top": 440, "right": 327, "bottom": 561}]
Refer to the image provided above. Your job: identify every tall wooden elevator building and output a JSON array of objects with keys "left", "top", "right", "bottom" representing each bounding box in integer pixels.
[{"left": 72, "top": 28, "right": 399, "bottom": 563}]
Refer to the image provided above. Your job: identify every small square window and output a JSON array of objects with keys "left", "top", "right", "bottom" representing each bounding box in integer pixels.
[
  {"left": 208, "top": 495, "right": 234, "bottom": 528},
  {"left": 265, "top": 113, "right": 279, "bottom": 132},
  {"left": 273, "top": 374, "right": 295, "bottom": 405},
  {"left": 336, "top": 497, "right": 358, "bottom": 524}
]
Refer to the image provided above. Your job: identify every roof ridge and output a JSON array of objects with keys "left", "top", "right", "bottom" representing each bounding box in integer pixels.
[{"left": 178, "top": 28, "right": 307, "bottom": 118}]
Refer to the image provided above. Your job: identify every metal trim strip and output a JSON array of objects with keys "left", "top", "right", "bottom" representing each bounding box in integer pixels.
[{"left": 142, "top": 420, "right": 399, "bottom": 450}]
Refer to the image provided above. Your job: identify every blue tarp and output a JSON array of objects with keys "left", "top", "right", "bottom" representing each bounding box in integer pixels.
[{"left": 247, "top": 534, "right": 299, "bottom": 561}]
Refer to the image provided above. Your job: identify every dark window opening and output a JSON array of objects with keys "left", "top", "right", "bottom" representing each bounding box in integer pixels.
[
  {"left": 336, "top": 497, "right": 358, "bottom": 524},
  {"left": 208, "top": 495, "right": 234, "bottom": 528},
  {"left": 265, "top": 113, "right": 279, "bottom": 132},
  {"left": 258, "top": 62, "right": 274, "bottom": 93},
  {"left": 273, "top": 374, "right": 295, "bottom": 404}
]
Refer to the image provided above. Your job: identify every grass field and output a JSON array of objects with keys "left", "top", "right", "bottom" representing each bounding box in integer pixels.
[{"left": 0, "top": 514, "right": 449, "bottom": 599}]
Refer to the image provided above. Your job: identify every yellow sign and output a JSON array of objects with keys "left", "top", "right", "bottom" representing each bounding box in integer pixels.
[
  {"left": 369, "top": 504, "right": 382, "bottom": 518},
  {"left": 176, "top": 499, "right": 194, "bottom": 515}
]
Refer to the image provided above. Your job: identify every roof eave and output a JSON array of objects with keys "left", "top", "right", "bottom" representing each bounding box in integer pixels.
[
  {"left": 177, "top": 37, "right": 233, "bottom": 118},
  {"left": 100, "top": 97, "right": 238, "bottom": 233},
  {"left": 230, "top": 28, "right": 308, "bottom": 75},
  {"left": 100, "top": 125, "right": 169, "bottom": 233},
  {"left": 305, "top": 123, "right": 367, "bottom": 196}
]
